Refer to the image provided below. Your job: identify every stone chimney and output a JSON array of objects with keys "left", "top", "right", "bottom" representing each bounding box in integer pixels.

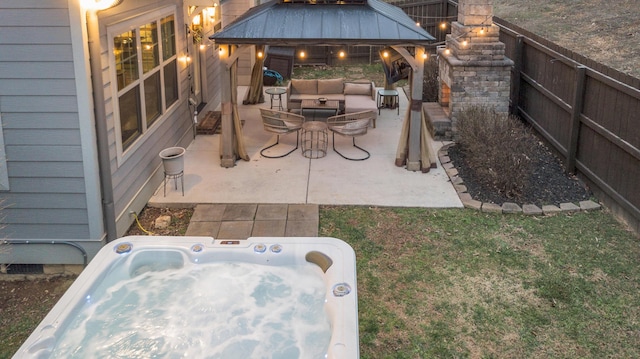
[{"left": 438, "top": 0, "right": 513, "bottom": 125}]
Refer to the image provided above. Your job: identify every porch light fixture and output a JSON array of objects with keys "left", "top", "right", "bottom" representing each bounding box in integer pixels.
[
  {"left": 382, "top": 51, "right": 389, "bottom": 58},
  {"left": 338, "top": 50, "right": 346, "bottom": 59},
  {"left": 298, "top": 50, "right": 306, "bottom": 59},
  {"left": 205, "top": 5, "right": 216, "bottom": 20},
  {"left": 85, "top": 0, "right": 124, "bottom": 10},
  {"left": 257, "top": 51, "right": 263, "bottom": 58},
  {"left": 440, "top": 22, "right": 447, "bottom": 30},
  {"left": 192, "top": 13, "right": 201, "bottom": 27},
  {"left": 422, "top": 53, "right": 428, "bottom": 60}
]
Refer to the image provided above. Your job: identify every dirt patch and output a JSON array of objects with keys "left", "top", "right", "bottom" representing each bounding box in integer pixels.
[
  {"left": 126, "top": 207, "right": 194, "bottom": 237},
  {"left": 494, "top": 0, "right": 640, "bottom": 78},
  {"left": 0, "top": 277, "right": 75, "bottom": 357}
]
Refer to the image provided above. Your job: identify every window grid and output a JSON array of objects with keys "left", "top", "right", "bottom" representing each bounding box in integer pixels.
[{"left": 112, "top": 12, "right": 178, "bottom": 153}]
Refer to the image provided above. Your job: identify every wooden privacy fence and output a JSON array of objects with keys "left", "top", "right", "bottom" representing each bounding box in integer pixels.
[
  {"left": 495, "top": 19, "right": 640, "bottom": 227},
  {"left": 396, "top": 0, "right": 640, "bottom": 227},
  {"left": 289, "top": 0, "right": 640, "bottom": 227}
]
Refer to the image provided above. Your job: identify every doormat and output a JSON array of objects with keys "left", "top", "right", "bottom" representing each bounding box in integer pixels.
[
  {"left": 197, "top": 111, "right": 221, "bottom": 135},
  {"left": 196, "top": 112, "right": 245, "bottom": 135}
]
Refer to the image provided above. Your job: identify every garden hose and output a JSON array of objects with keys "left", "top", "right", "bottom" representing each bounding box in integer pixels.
[{"left": 132, "top": 212, "right": 155, "bottom": 236}]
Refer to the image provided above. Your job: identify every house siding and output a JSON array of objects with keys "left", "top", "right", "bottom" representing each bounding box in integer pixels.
[
  {"left": 97, "top": 0, "right": 194, "bottom": 236},
  {"left": 0, "top": 0, "right": 201, "bottom": 266},
  {"left": 1, "top": 0, "right": 224, "bottom": 265},
  {"left": 0, "top": 1, "right": 94, "bottom": 243}
]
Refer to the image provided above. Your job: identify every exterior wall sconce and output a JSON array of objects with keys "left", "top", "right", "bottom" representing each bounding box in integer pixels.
[
  {"left": 85, "top": 0, "right": 124, "bottom": 10},
  {"left": 338, "top": 50, "right": 346, "bottom": 59},
  {"left": 298, "top": 50, "right": 306, "bottom": 59},
  {"left": 205, "top": 6, "right": 216, "bottom": 20}
]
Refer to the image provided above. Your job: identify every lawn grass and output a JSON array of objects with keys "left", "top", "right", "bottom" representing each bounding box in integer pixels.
[
  {"left": 3, "top": 207, "right": 638, "bottom": 358},
  {"left": 319, "top": 206, "right": 640, "bottom": 358},
  {"left": 292, "top": 63, "right": 390, "bottom": 87}
]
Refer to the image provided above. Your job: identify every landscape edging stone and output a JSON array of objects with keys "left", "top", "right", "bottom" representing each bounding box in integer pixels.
[{"left": 438, "top": 143, "right": 602, "bottom": 215}]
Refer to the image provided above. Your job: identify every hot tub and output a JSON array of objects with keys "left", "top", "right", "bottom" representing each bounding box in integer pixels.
[{"left": 15, "top": 236, "right": 359, "bottom": 358}]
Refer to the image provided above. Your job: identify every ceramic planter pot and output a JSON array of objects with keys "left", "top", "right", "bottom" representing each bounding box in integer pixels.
[{"left": 159, "top": 147, "right": 185, "bottom": 175}]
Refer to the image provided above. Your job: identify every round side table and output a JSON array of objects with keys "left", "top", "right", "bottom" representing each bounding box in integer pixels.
[
  {"left": 301, "top": 121, "right": 328, "bottom": 159},
  {"left": 265, "top": 87, "right": 286, "bottom": 111}
]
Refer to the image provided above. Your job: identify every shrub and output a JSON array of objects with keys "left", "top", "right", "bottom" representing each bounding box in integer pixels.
[{"left": 456, "top": 106, "right": 535, "bottom": 199}]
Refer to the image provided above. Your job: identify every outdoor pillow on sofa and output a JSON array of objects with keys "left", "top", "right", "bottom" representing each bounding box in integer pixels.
[
  {"left": 318, "top": 78, "right": 344, "bottom": 94},
  {"left": 343, "top": 82, "right": 372, "bottom": 96},
  {"left": 290, "top": 79, "right": 318, "bottom": 94}
]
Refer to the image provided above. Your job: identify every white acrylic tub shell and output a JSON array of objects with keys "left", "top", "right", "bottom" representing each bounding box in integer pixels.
[{"left": 14, "top": 236, "right": 359, "bottom": 359}]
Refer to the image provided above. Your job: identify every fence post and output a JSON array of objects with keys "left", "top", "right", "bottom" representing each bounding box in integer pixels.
[
  {"left": 566, "top": 65, "right": 587, "bottom": 174},
  {"left": 510, "top": 35, "right": 524, "bottom": 116}
]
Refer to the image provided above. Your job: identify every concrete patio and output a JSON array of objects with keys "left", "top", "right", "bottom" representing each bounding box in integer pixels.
[
  {"left": 149, "top": 86, "right": 462, "bottom": 208},
  {"left": 147, "top": 86, "right": 462, "bottom": 239}
]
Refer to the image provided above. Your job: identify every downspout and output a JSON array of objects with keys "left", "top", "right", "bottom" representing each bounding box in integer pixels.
[{"left": 87, "top": 10, "right": 117, "bottom": 242}]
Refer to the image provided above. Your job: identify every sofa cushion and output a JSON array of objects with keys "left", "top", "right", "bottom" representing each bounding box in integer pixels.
[
  {"left": 318, "top": 78, "right": 344, "bottom": 95},
  {"left": 345, "top": 95, "right": 377, "bottom": 116},
  {"left": 344, "top": 82, "right": 372, "bottom": 96},
  {"left": 290, "top": 79, "right": 317, "bottom": 95}
]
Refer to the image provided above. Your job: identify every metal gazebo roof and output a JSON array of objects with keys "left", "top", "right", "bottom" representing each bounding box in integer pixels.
[{"left": 210, "top": 0, "right": 435, "bottom": 46}]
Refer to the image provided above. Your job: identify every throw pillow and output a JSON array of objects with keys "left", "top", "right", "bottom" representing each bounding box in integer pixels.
[
  {"left": 344, "top": 82, "right": 371, "bottom": 96},
  {"left": 291, "top": 79, "right": 317, "bottom": 95},
  {"left": 318, "top": 78, "right": 344, "bottom": 94}
]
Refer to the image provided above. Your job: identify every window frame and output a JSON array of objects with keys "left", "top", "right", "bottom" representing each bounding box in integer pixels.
[{"left": 107, "top": 6, "right": 180, "bottom": 164}]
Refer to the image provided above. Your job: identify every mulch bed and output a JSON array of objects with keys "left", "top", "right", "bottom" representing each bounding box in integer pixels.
[{"left": 446, "top": 140, "right": 593, "bottom": 207}]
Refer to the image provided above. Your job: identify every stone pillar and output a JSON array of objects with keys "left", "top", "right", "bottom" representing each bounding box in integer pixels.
[{"left": 438, "top": 0, "right": 513, "bottom": 128}]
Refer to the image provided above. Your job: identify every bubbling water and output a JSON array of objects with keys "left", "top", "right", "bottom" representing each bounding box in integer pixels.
[{"left": 50, "top": 262, "right": 331, "bottom": 358}]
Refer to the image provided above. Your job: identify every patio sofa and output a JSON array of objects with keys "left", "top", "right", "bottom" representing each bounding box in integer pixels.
[{"left": 286, "top": 78, "right": 378, "bottom": 126}]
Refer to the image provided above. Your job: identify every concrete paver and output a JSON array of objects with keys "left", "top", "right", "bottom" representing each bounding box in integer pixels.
[
  {"left": 218, "top": 221, "right": 254, "bottom": 239},
  {"left": 190, "top": 204, "right": 226, "bottom": 222},
  {"left": 222, "top": 204, "right": 258, "bottom": 221},
  {"left": 255, "top": 204, "right": 289, "bottom": 220},
  {"left": 252, "top": 220, "right": 286, "bottom": 237},
  {"left": 186, "top": 204, "right": 319, "bottom": 239}
]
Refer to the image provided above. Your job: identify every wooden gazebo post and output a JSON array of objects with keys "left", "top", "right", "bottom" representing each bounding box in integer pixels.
[
  {"left": 408, "top": 46, "right": 425, "bottom": 171},
  {"left": 394, "top": 46, "right": 426, "bottom": 171},
  {"left": 219, "top": 44, "right": 235, "bottom": 167}
]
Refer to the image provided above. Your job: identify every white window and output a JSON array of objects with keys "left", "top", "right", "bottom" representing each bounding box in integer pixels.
[{"left": 109, "top": 8, "right": 179, "bottom": 155}]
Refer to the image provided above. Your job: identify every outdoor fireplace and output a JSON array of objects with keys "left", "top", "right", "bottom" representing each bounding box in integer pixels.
[{"left": 438, "top": 0, "right": 513, "bottom": 124}]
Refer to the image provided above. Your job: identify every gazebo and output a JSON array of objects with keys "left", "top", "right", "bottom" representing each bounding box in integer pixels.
[{"left": 210, "top": 0, "right": 436, "bottom": 171}]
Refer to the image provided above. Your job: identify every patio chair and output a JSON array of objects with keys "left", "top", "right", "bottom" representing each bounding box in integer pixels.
[
  {"left": 259, "top": 108, "right": 305, "bottom": 158},
  {"left": 327, "top": 110, "right": 375, "bottom": 161}
]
